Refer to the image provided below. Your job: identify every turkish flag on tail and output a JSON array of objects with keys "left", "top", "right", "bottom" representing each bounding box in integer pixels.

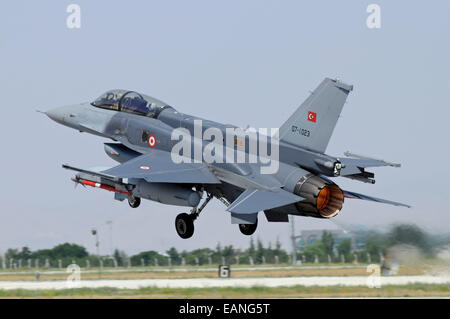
[{"left": 308, "top": 111, "right": 317, "bottom": 123}]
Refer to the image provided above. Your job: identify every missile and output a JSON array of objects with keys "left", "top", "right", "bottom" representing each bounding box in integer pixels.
[{"left": 78, "top": 179, "right": 129, "bottom": 195}]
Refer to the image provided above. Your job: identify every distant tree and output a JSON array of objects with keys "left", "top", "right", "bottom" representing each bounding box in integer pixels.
[
  {"left": 113, "top": 249, "right": 121, "bottom": 264},
  {"left": 275, "top": 237, "right": 282, "bottom": 254},
  {"left": 130, "top": 250, "right": 166, "bottom": 266},
  {"left": 387, "top": 224, "right": 432, "bottom": 255},
  {"left": 113, "top": 249, "right": 127, "bottom": 266},
  {"left": 222, "top": 245, "right": 234, "bottom": 258},
  {"left": 5, "top": 248, "right": 19, "bottom": 261},
  {"left": 303, "top": 241, "right": 326, "bottom": 262},
  {"left": 321, "top": 231, "right": 334, "bottom": 257},
  {"left": 337, "top": 239, "right": 352, "bottom": 260},
  {"left": 189, "top": 248, "right": 215, "bottom": 265},
  {"left": 249, "top": 237, "right": 255, "bottom": 256},
  {"left": 166, "top": 247, "right": 181, "bottom": 265},
  {"left": 49, "top": 243, "right": 88, "bottom": 259},
  {"left": 32, "top": 249, "right": 52, "bottom": 260},
  {"left": 256, "top": 238, "right": 264, "bottom": 263},
  {"left": 119, "top": 250, "right": 128, "bottom": 265},
  {"left": 273, "top": 237, "right": 289, "bottom": 263},
  {"left": 364, "top": 232, "right": 387, "bottom": 256},
  {"left": 18, "top": 247, "right": 32, "bottom": 260},
  {"left": 216, "top": 242, "right": 222, "bottom": 254}
]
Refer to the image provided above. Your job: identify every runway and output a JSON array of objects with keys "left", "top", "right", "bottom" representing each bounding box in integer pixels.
[{"left": 0, "top": 275, "right": 449, "bottom": 290}]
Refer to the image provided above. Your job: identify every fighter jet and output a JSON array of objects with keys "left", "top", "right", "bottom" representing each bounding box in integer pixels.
[{"left": 44, "top": 78, "right": 409, "bottom": 239}]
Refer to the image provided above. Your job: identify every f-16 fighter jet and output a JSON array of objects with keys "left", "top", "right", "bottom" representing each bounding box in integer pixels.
[{"left": 44, "top": 78, "right": 409, "bottom": 239}]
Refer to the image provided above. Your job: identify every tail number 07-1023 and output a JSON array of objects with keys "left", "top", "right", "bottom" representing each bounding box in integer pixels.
[{"left": 291, "top": 125, "right": 310, "bottom": 137}]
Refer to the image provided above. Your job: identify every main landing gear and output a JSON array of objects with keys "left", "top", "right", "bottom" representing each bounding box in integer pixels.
[
  {"left": 239, "top": 217, "right": 258, "bottom": 236},
  {"left": 175, "top": 193, "right": 213, "bottom": 239},
  {"left": 175, "top": 213, "right": 195, "bottom": 239},
  {"left": 128, "top": 195, "right": 141, "bottom": 208}
]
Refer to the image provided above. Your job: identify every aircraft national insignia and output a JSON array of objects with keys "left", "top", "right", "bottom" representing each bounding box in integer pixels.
[
  {"left": 148, "top": 134, "right": 157, "bottom": 148},
  {"left": 308, "top": 111, "right": 317, "bottom": 123}
]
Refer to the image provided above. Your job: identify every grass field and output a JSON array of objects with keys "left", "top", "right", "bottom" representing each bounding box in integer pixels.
[{"left": 0, "top": 284, "right": 449, "bottom": 298}]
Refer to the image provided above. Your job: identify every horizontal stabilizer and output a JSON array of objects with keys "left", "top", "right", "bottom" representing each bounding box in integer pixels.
[
  {"left": 343, "top": 151, "right": 401, "bottom": 167},
  {"left": 227, "top": 189, "right": 303, "bottom": 214},
  {"left": 340, "top": 152, "right": 401, "bottom": 177},
  {"left": 343, "top": 190, "right": 410, "bottom": 208},
  {"left": 340, "top": 158, "right": 396, "bottom": 176}
]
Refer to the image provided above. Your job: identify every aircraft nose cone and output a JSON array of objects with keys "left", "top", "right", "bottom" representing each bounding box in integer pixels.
[{"left": 46, "top": 107, "right": 66, "bottom": 124}]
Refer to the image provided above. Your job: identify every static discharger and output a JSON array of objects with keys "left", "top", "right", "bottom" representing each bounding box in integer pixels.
[{"left": 80, "top": 179, "right": 129, "bottom": 195}]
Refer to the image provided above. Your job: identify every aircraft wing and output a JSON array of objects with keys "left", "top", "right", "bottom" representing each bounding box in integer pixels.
[
  {"left": 226, "top": 188, "right": 303, "bottom": 214},
  {"left": 343, "top": 190, "right": 410, "bottom": 208},
  {"left": 102, "top": 149, "right": 221, "bottom": 184}
]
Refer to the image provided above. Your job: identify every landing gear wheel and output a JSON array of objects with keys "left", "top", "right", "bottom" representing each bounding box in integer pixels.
[
  {"left": 175, "top": 213, "right": 195, "bottom": 239},
  {"left": 239, "top": 218, "right": 258, "bottom": 236},
  {"left": 128, "top": 196, "right": 141, "bottom": 208}
]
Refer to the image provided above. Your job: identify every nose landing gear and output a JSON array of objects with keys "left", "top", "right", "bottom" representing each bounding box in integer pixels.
[{"left": 175, "top": 193, "right": 213, "bottom": 239}]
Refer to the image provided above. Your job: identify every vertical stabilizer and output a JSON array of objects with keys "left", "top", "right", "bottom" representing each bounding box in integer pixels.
[{"left": 279, "top": 78, "right": 353, "bottom": 153}]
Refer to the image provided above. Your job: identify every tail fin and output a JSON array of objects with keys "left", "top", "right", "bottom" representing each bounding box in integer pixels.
[{"left": 279, "top": 78, "right": 353, "bottom": 153}]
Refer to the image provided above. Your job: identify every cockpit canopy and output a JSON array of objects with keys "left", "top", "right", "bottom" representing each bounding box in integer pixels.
[{"left": 92, "top": 89, "right": 172, "bottom": 118}]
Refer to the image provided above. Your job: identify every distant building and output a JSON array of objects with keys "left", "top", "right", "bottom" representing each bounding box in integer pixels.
[{"left": 297, "top": 229, "right": 366, "bottom": 252}]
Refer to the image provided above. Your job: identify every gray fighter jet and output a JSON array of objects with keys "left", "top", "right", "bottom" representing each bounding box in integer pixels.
[{"left": 44, "top": 78, "right": 409, "bottom": 239}]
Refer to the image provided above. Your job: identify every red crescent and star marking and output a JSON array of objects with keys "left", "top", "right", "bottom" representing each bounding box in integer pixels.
[{"left": 307, "top": 111, "right": 317, "bottom": 123}]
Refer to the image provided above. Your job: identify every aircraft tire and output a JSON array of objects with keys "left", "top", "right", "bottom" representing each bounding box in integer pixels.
[
  {"left": 175, "top": 213, "right": 194, "bottom": 239},
  {"left": 239, "top": 218, "right": 258, "bottom": 235},
  {"left": 128, "top": 196, "right": 141, "bottom": 208}
]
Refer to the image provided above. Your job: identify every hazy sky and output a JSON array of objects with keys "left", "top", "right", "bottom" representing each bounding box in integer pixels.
[{"left": 1, "top": 1, "right": 449, "bottom": 256}]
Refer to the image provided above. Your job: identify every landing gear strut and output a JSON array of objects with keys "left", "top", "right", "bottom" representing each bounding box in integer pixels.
[
  {"left": 175, "top": 193, "right": 213, "bottom": 239},
  {"left": 128, "top": 195, "right": 141, "bottom": 208},
  {"left": 239, "top": 217, "right": 258, "bottom": 235}
]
